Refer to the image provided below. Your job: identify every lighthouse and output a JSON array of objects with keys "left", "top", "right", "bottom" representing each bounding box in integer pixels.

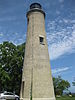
[{"left": 20, "top": 3, "right": 56, "bottom": 100}]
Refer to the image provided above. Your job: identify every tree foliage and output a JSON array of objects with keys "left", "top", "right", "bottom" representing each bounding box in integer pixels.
[
  {"left": 0, "top": 41, "right": 25, "bottom": 94},
  {"left": 53, "top": 76, "right": 70, "bottom": 95},
  {"left": 72, "top": 78, "right": 75, "bottom": 86},
  {"left": 72, "top": 82, "right": 75, "bottom": 86}
]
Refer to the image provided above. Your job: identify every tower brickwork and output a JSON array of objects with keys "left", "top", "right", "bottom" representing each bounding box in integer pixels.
[{"left": 20, "top": 3, "right": 56, "bottom": 100}]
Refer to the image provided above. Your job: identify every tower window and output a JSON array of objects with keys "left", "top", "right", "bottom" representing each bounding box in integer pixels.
[
  {"left": 27, "top": 18, "right": 29, "bottom": 25},
  {"left": 22, "top": 81, "right": 24, "bottom": 98},
  {"left": 39, "top": 37, "right": 44, "bottom": 44}
]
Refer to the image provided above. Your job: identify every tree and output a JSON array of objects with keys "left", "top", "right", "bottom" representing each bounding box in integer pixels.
[
  {"left": 72, "top": 82, "right": 75, "bottom": 86},
  {"left": 53, "top": 76, "right": 70, "bottom": 96},
  {"left": 0, "top": 64, "right": 10, "bottom": 92},
  {"left": 72, "top": 77, "right": 75, "bottom": 86},
  {"left": 0, "top": 41, "right": 25, "bottom": 94}
]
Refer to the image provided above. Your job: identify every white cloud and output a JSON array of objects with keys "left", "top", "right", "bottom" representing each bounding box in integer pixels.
[
  {"left": 47, "top": 18, "right": 75, "bottom": 60},
  {"left": 52, "top": 67, "right": 70, "bottom": 74},
  {"left": 0, "top": 16, "right": 17, "bottom": 22},
  {"left": 59, "top": 0, "right": 64, "bottom": 3},
  {"left": 63, "top": 19, "right": 69, "bottom": 23},
  {"left": 13, "top": 32, "right": 18, "bottom": 35},
  {"left": 0, "top": 32, "right": 3, "bottom": 36},
  {"left": 56, "top": 10, "right": 60, "bottom": 15},
  {"left": 63, "top": 19, "right": 75, "bottom": 24}
]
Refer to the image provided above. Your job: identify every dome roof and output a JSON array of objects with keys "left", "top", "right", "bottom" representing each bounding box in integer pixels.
[{"left": 30, "top": 3, "right": 42, "bottom": 9}]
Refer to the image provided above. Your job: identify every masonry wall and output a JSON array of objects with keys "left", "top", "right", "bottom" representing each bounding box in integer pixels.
[{"left": 20, "top": 10, "right": 55, "bottom": 100}]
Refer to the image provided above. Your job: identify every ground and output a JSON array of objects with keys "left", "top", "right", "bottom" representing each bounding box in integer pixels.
[{"left": 56, "top": 96, "right": 75, "bottom": 100}]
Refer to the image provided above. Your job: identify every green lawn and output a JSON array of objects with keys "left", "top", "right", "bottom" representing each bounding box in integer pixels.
[{"left": 56, "top": 96, "right": 75, "bottom": 100}]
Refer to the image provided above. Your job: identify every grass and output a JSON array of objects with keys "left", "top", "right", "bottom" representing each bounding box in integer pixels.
[{"left": 56, "top": 96, "right": 75, "bottom": 100}]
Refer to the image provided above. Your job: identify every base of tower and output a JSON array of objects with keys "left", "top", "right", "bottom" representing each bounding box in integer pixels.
[
  {"left": 20, "top": 98, "right": 30, "bottom": 100},
  {"left": 33, "top": 97, "right": 56, "bottom": 100},
  {"left": 20, "top": 97, "right": 56, "bottom": 100}
]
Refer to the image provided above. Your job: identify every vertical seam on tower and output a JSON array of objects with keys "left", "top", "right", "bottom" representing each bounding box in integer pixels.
[{"left": 30, "top": 14, "right": 34, "bottom": 100}]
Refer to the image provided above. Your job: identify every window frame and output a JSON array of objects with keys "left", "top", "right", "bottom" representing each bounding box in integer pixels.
[{"left": 39, "top": 36, "right": 44, "bottom": 45}]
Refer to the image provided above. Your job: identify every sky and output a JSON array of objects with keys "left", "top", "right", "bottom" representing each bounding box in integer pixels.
[{"left": 0, "top": 0, "right": 75, "bottom": 92}]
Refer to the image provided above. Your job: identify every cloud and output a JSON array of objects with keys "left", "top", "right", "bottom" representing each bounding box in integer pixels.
[
  {"left": 0, "top": 32, "right": 3, "bottom": 36},
  {"left": 56, "top": 10, "right": 60, "bottom": 15},
  {"left": 47, "top": 18, "right": 75, "bottom": 60},
  {"left": 0, "top": 16, "right": 17, "bottom": 22},
  {"left": 59, "top": 0, "right": 64, "bottom": 3},
  {"left": 13, "top": 33, "right": 26, "bottom": 44},
  {"left": 52, "top": 67, "right": 70, "bottom": 74}
]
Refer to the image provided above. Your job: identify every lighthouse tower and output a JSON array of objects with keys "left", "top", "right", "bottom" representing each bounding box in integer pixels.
[{"left": 20, "top": 3, "right": 55, "bottom": 100}]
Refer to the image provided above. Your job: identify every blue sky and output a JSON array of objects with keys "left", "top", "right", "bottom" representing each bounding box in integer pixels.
[{"left": 0, "top": 0, "right": 75, "bottom": 92}]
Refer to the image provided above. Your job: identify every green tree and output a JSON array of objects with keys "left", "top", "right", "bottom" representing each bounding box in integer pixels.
[
  {"left": 0, "top": 41, "right": 25, "bottom": 94},
  {"left": 72, "top": 78, "right": 75, "bottom": 86},
  {"left": 0, "top": 64, "right": 10, "bottom": 92},
  {"left": 53, "top": 76, "right": 70, "bottom": 96}
]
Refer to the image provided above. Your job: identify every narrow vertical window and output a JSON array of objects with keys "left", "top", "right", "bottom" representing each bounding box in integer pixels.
[
  {"left": 28, "top": 18, "right": 29, "bottom": 25},
  {"left": 22, "top": 81, "right": 24, "bottom": 98},
  {"left": 39, "top": 37, "right": 44, "bottom": 44}
]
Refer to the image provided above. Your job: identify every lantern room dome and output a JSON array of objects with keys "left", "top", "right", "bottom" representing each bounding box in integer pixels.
[{"left": 30, "top": 3, "right": 42, "bottom": 10}]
